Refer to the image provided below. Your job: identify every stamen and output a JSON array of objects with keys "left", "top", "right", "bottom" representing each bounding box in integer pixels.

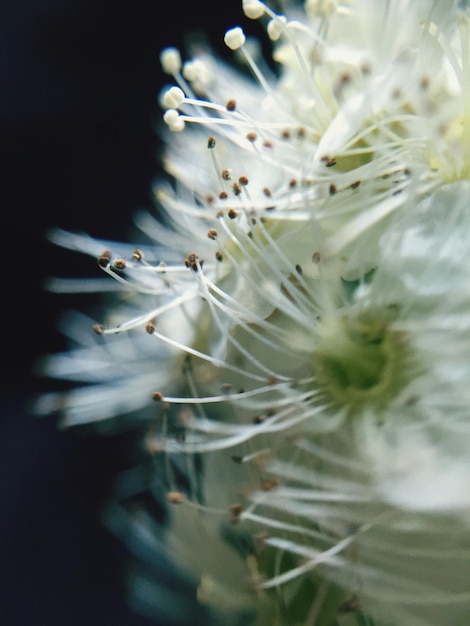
[
  {"left": 159, "top": 381, "right": 297, "bottom": 406},
  {"left": 149, "top": 327, "right": 274, "bottom": 383},
  {"left": 216, "top": 218, "right": 314, "bottom": 329},
  {"left": 259, "top": 533, "right": 357, "bottom": 588}
]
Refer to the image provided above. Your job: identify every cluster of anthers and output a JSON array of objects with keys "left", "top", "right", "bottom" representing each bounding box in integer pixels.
[{"left": 39, "top": 1, "right": 470, "bottom": 625}]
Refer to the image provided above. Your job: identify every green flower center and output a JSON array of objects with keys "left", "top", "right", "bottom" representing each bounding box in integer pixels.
[{"left": 312, "top": 307, "right": 409, "bottom": 414}]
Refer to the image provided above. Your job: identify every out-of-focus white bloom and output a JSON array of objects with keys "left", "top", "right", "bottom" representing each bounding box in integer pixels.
[
  {"left": 133, "top": 180, "right": 470, "bottom": 626},
  {"left": 38, "top": 1, "right": 470, "bottom": 625}
]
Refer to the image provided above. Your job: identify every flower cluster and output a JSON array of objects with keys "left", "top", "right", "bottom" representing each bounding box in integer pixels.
[{"left": 39, "top": 1, "right": 470, "bottom": 625}]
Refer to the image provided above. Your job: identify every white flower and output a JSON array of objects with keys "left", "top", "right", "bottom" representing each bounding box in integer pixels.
[
  {"left": 157, "top": 0, "right": 470, "bottom": 277},
  {"left": 38, "top": 1, "right": 470, "bottom": 625},
  {"left": 107, "top": 180, "right": 470, "bottom": 626}
]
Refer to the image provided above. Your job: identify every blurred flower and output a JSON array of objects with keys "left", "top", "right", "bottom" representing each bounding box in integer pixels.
[{"left": 38, "top": 1, "right": 470, "bottom": 625}]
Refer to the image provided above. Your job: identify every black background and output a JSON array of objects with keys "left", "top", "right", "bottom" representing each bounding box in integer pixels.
[{"left": 0, "top": 1, "right": 257, "bottom": 624}]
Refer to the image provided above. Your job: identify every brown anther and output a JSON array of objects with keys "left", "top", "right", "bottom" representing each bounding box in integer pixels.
[
  {"left": 265, "top": 205, "right": 275, "bottom": 212},
  {"left": 339, "top": 72, "right": 351, "bottom": 85},
  {"left": 263, "top": 140, "right": 273, "bottom": 149},
  {"left": 253, "top": 414, "right": 266, "bottom": 424},
  {"left": 228, "top": 208, "right": 238, "bottom": 219},
  {"left": 207, "top": 136, "right": 216, "bottom": 149},
  {"left": 215, "top": 250, "right": 223, "bottom": 262},
  {"left": 250, "top": 217, "right": 257, "bottom": 225},
  {"left": 216, "top": 209, "right": 224, "bottom": 218},
  {"left": 220, "top": 383, "right": 233, "bottom": 393},
  {"left": 289, "top": 179, "right": 297, "bottom": 188},
  {"left": 420, "top": 76, "right": 429, "bottom": 90},
  {"left": 238, "top": 175, "right": 249, "bottom": 186},
  {"left": 152, "top": 391, "right": 164, "bottom": 401},
  {"left": 184, "top": 252, "right": 203, "bottom": 271},
  {"left": 97, "top": 250, "right": 112, "bottom": 267},
  {"left": 226, "top": 98, "right": 237, "bottom": 111},
  {"left": 207, "top": 228, "right": 218, "bottom": 240},
  {"left": 113, "top": 259, "right": 127, "bottom": 270},
  {"left": 232, "top": 182, "right": 242, "bottom": 196},
  {"left": 295, "top": 264, "right": 303, "bottom": 275},
  {"left": 132, "top": 248, "right": 144, "bottom": 261},
  {"left": 221, "top": 168, "right": 231, "bottom": 181},
  {"left": 246, "top": 131, "right": 257, "bottom": 142},
  {"left": 167, "top": 491, "right": 185, "bottom": 504},
  {"left": 145, "top": 320, "right": 156, "bottom": 334},
  {"left": 329, "top": 183, "right": 337, "bottom": 195},
  {"left": 263, "top": 187, "right": 272, "bottom": 197},
  {"left": 229, "top": 503, "right": 243, "bottom": 523},
  {"left": 312, "top": 251, "right": 321, "bottom": 264},
  {"left": 260, "top": 479, "right": 278, "bottom": 492},
  {"left": 266, "top": 375, "right": 279, "bottom": 385},
  {"left": 350, "top": 180, "right": 361, "bottom": 190},
  {"left": 92, "top": 324, "right": 105, "bottom": 335},
  {"left": 325, "top": 157, "right": 337, "bottom": 167},
  {"left": 219, "top": 191, "right": 228, "bottom": 200},
  {"left": 297, "top": 127, "right": 306, "bottom": 139},
  {"left": 281, "top": 129, "right": 290, "bottom": 139},
  {"left": 206, "top": 193, "right": 215, "bottom": 204}
]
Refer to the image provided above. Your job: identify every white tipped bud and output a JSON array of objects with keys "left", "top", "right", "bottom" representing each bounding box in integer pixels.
[
  {"left": 182, "top": 60, "right": 199, "bottom": 82},
  {"left": 170, "top": 117, "right": 185, "bottom": 132},
  {"left": 267, "top": 16, "right": 287, "bottom": 41},
  {"left": 163, "top": 109, "right": 185, "bottom": 132},
  {"left": 224, "top": 27, "right": 246, "bottom": 51},
  {"left": 242, "top": 0, "right": 265, "bottom": 19},
  {"left": 161, "top": 86, "right": 185, "bottom": 109},
  {"left": 182, "top": 59, "right": 212, "bottom": 87},
  {"left": 305, "top": 0, "right": 337, "bottom": 19},
  {"left": 160, "top": 47, "right": 182, "bottom": 74},
  {"left": 163, "top": 108, "right": 179, "bottom": 125}
]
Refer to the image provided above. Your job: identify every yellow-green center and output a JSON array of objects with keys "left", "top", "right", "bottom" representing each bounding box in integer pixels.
[{"left": 312, "top": 308, "right": 409, "bottom": 414}]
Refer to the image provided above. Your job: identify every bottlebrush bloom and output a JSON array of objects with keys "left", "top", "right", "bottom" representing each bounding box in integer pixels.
[{"left": 38, "top": 1, "right": 470, "bottom": 625}]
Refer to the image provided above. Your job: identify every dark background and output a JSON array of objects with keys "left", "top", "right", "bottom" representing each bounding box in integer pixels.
[{"left": 0, "top": 1, "right": 254, "bottom": 624}]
